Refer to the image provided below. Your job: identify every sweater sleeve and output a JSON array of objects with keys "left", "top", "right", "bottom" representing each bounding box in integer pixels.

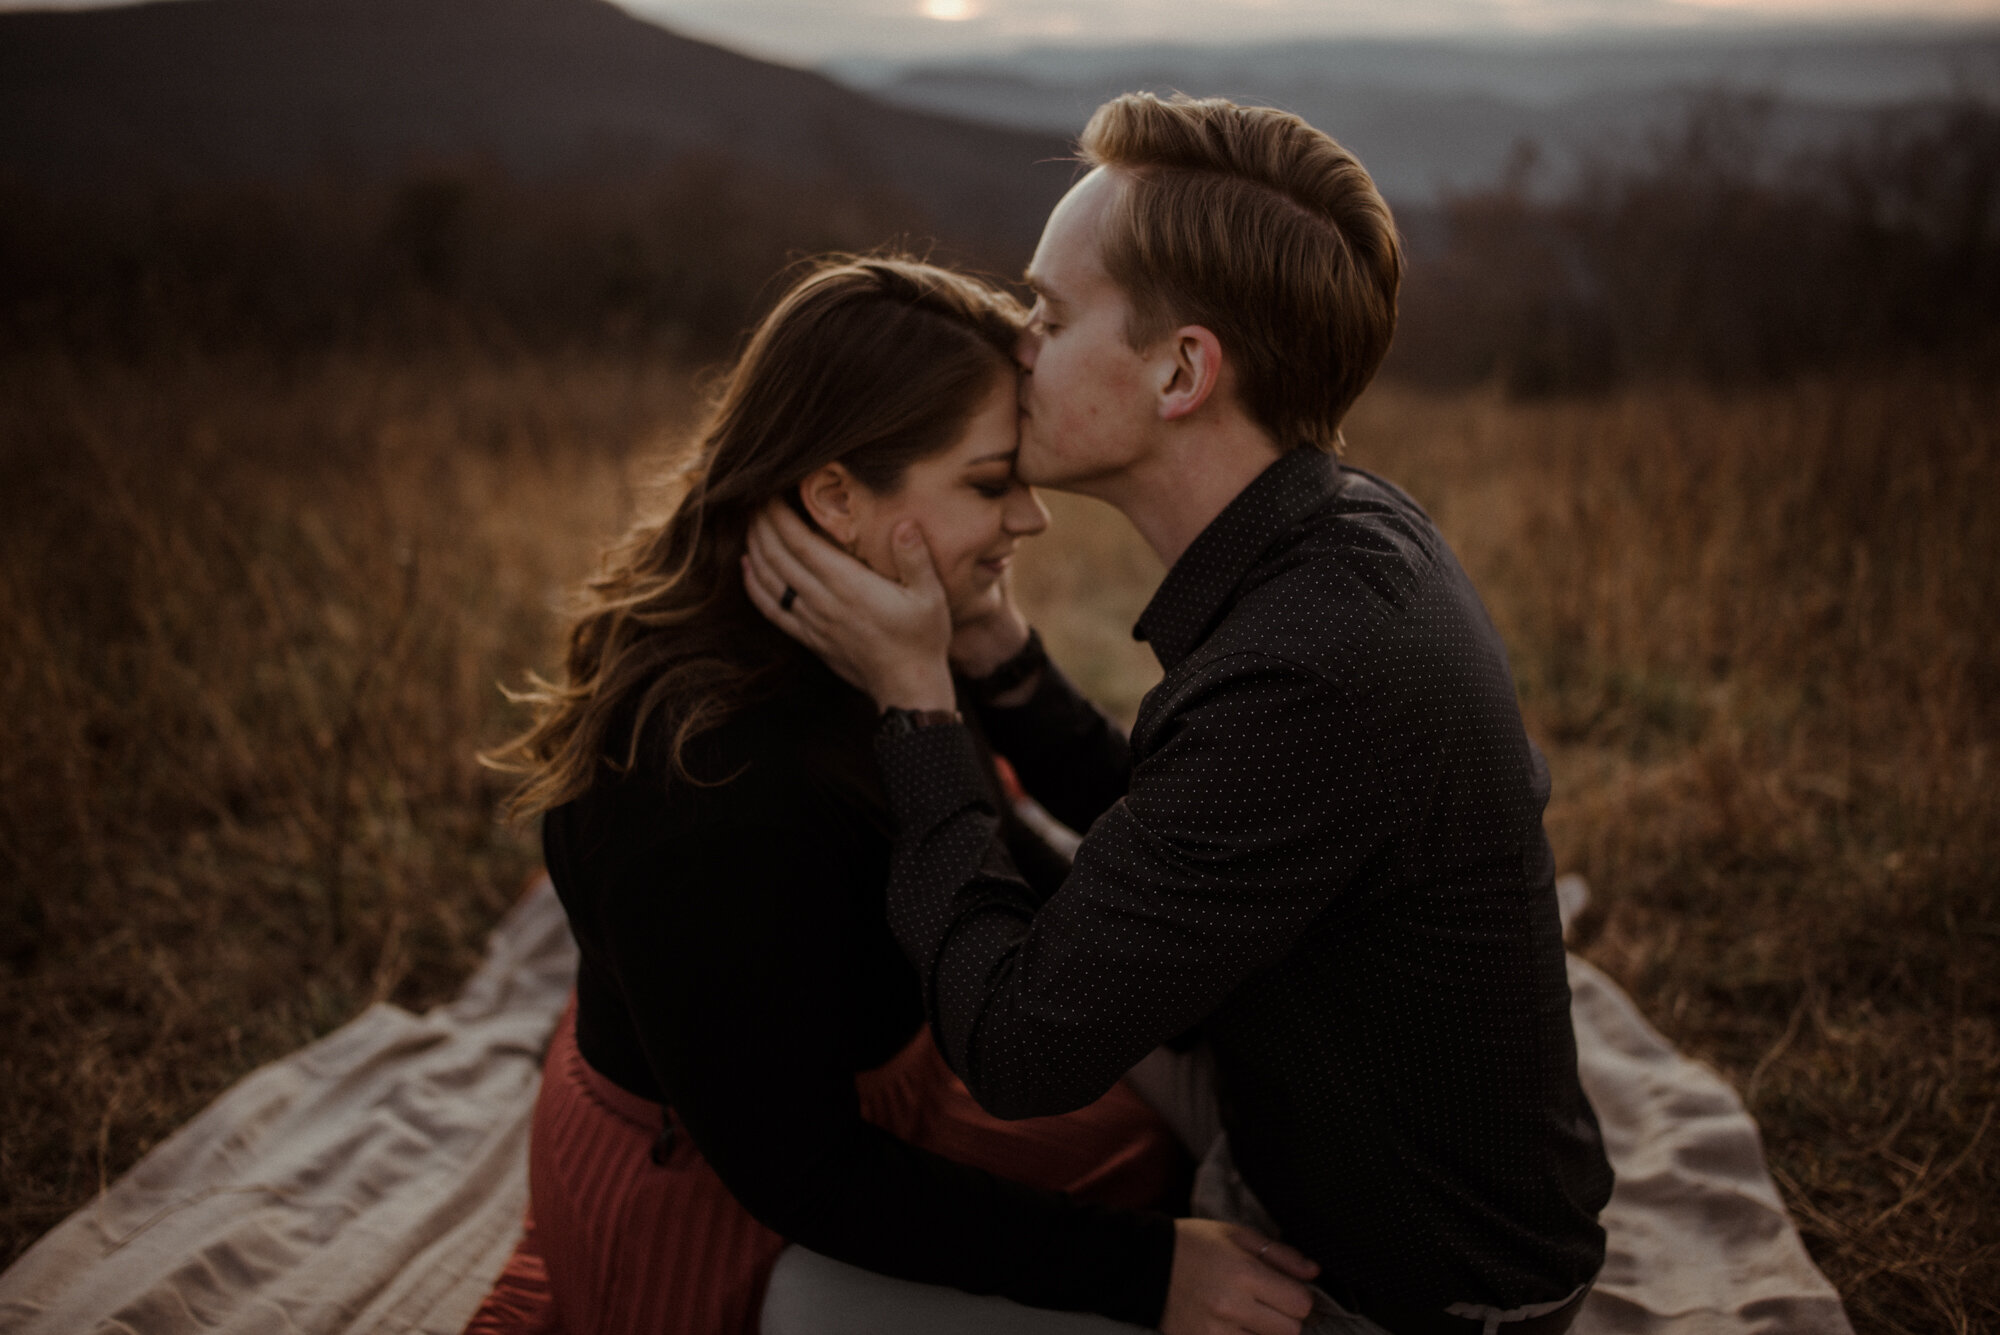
[
  {"left": 588, "top": 764, "right": 1175, "bottom": 1327},
  {"left": 972, "top": 655, "right": 1132, "bottom": 835}
]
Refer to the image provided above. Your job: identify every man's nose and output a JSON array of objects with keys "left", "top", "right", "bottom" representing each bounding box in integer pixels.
[{"left": 1014, "top": 327, "right": 1039, "bottom": 372}]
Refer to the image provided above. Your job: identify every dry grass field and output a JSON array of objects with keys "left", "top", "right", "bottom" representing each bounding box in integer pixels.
[
  {"left": 2, "top": 346, "right": 1994, "bottom": 1331},
  {"left": 0, "top": 345, "right": 673, "bottom": 1254}
]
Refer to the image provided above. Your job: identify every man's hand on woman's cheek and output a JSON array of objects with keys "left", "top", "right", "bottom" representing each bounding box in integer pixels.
[{"left": 742, "top": 502, "right": 957, "bottom": 713}]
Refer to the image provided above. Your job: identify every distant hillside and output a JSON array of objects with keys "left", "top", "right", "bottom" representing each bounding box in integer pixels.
[
  {"left": 0, "top": 0, "right": 1075, "bottom": 252},
  {"left": 829, "top": 27, "right": 2000, "bottom": 200}
]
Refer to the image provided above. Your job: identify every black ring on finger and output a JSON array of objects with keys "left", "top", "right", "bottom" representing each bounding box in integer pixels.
[{"left": 779, "top": 585, "right": 798, "bottom": 612}]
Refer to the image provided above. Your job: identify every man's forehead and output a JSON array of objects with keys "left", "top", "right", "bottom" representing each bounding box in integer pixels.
[{"left": 1027, "top": 168, "right": 1118, "bottom": 300}]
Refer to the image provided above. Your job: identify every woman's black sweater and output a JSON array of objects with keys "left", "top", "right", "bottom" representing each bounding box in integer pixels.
[{"left": 542, "top": 660, "right": 1176, "bottom": 1327}]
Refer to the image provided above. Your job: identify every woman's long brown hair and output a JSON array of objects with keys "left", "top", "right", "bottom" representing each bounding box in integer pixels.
[{"left": 485, "top": 255, "right": 1025, "bottom": 818}]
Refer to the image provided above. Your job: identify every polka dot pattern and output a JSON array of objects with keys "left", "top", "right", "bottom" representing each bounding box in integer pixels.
[{"left": 878, "top": 449, "right": 1613, "bottom": 1313}]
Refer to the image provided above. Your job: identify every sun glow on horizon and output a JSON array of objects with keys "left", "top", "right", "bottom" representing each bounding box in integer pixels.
[
  {"left": 1667, "top": 0, "right": 1998, "bottom": 11},
  {"left": 571, "top": 0, "right": 2000, "bottom": 67}
]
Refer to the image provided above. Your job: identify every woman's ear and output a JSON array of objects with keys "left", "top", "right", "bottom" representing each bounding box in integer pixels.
[
  {"left": 1156, "top": 324, "right": 1225, "bottom": 422},
  {"left": 797, "top": 462, "right": 863, "bottom": 548}
]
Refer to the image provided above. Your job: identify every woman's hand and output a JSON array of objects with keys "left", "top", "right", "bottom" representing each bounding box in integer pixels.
[
  {"left": 743, "top": 502, "right": 956, "bottom": 712},
  {"left": 1162, "top": 1218, "right": 1320, "bottom": 1335}
]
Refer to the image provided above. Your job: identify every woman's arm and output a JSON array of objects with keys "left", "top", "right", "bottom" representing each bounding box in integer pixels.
[
  {"left": 948, "top": 590, "right": 1132, "bottom": 836},
  {"left": 973, "top": 655, "right": 1133, "bottom": 835},
  {"left": 590, "top": 772, "right": 1174, "bottom": 1326}
]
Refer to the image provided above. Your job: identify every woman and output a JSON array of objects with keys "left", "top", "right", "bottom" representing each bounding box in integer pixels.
[{"left": 474, "top": 256, "right": 1305, "bottom": 1335}]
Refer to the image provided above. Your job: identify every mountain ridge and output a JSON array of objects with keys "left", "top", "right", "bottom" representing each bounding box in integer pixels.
[
  {"left": 0, "top": 0, "right": 1078, "bottom": 251},
  {"left": 828, "top": 27, "right": 2000, "bottom": 200}
]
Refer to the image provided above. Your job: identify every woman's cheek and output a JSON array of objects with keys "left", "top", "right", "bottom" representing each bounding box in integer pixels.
[{"left": 949, "top": 569, "right": 1001, "bottom": 623}]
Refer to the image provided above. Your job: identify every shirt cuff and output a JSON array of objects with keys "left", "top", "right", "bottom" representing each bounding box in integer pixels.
[
  {"left": 973, "top": 647, "right": 1076, "bottom": 718},
  {"left": 972, "top": 655, "right": 1088, "bottom": 754}
]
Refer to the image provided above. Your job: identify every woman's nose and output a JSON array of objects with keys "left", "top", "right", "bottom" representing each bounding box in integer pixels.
[{"left": 1005, "top": 485, "right": 1051, "bottom": 537}]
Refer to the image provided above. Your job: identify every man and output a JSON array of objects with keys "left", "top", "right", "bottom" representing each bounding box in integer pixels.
[{"left": 746, "top": 93, "right": 1611, "bottom": 1335}]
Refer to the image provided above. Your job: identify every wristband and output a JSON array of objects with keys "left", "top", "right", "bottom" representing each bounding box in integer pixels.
[
  {"left": 965, "top": 627, "right": 1046, "bottom": 706},
  {"left": 877, "top": 706, "right": 964, "bottom": 738}
]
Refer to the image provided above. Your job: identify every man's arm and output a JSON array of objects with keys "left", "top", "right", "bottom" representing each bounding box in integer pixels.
[
  {"left": 741, "top": 501, "right": 1400, "bottom": 1116},
  {"left": 881, "top": 652, "right": 1395, "bottom": 1119}
]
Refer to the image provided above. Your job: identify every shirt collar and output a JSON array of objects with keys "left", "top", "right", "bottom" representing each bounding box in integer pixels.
[{"left": 1133, "top": 447, "right": 1345, "bottom": 670}]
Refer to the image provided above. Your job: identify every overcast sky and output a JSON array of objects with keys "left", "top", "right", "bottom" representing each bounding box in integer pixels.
[
  {"left": 6, "top": 0, "right": 1996, "bottom": 63},
  {"left": 611, "top": 0, "right": 2000, "bottom": 63}
]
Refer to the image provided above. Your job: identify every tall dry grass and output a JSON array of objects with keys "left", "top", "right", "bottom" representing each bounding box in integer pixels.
[
  {"left": 0, "top": 345, "right": 687, "bottom": 1255},
  {"left": 1, "top": 349, "right": 1993, "bottom": 1331}
]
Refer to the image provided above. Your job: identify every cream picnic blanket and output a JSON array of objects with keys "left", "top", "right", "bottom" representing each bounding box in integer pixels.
[{"left": 0, "top": 876, "right": 1852, "bottom": 1334}]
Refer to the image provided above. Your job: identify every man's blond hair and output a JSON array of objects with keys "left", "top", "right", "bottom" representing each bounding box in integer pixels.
[{"left": 1079, "top": 93, "right": 1403, "bottom": 453}]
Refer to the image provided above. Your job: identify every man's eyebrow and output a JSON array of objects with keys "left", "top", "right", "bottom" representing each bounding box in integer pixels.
[
  {"left": 968, "top": 449, "right": 1017, "bottom": 466},
  {"left": 1022, "top": 272, "right": 1066, "bottom": 310}
]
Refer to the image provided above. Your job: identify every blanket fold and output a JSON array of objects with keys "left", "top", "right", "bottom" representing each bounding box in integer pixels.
[{"left": 0, "top": 876, "right": 1852, "bottom": 1335}]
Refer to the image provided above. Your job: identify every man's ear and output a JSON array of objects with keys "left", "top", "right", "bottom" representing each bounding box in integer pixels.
[
  {"left": 1156, "top": 325, "right": 1225, "bottom": 422},
  {"left": 797, "top": 462, "right": 864, "bottom": 547}
]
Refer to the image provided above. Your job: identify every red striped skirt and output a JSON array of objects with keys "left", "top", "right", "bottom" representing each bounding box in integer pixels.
[{"left": 464, "top": 999, "right": 1183, "bottom": 1335}]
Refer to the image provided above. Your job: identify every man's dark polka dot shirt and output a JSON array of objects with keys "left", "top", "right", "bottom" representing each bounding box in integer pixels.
[{"left": 876, "top": 448, "right": 1613, "bottom": 1317}]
